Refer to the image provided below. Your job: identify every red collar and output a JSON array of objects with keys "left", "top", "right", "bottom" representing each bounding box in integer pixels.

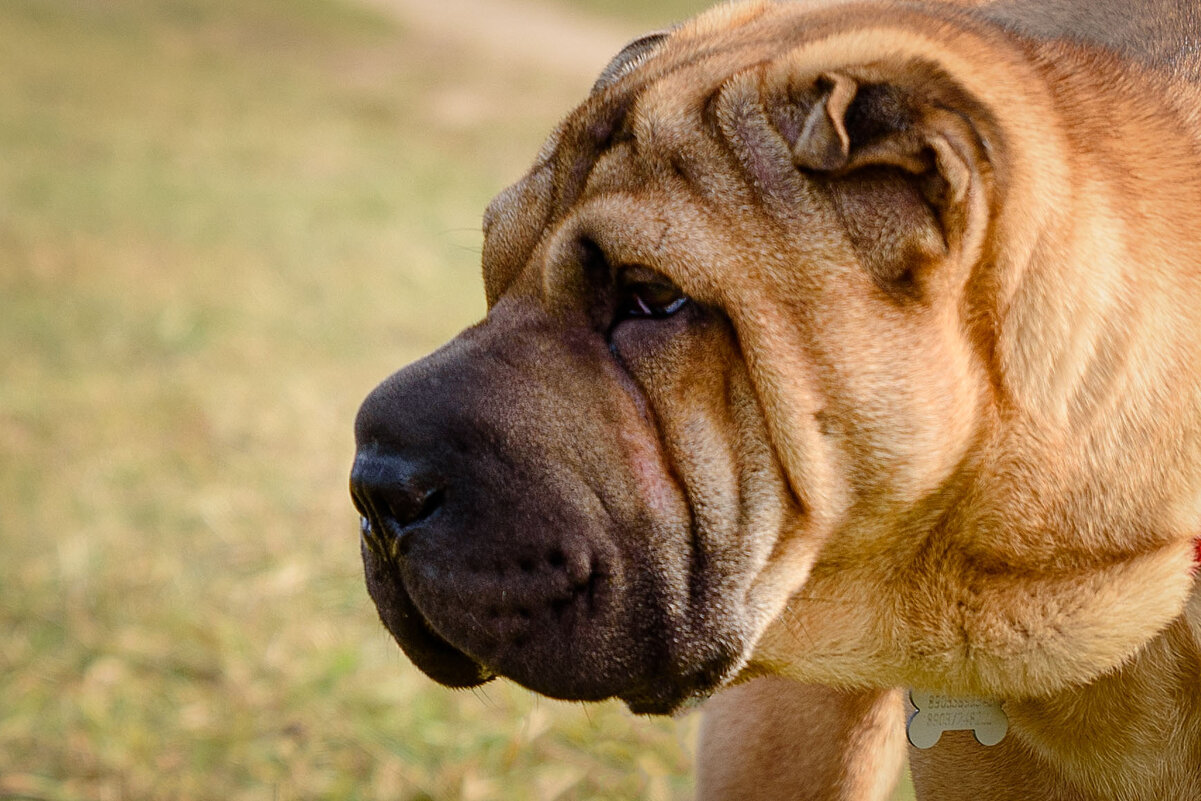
[{"left": 1195, "top": 538, "right": 1201, "bottom": 565}]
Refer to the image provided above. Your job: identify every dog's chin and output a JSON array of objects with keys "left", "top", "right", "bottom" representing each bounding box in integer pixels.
[
  {"left": 363, "top": 545, "right": 740, "bottom": 715},
  {"left": 617, "top": 656, "right": 736, "bottom": 716},
  {"left": 362, "top": 546, "right": 495, "bottom": 689}
]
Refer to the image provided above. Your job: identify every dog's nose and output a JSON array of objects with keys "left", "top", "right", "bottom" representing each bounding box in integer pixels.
[{"left": 350, "top": 450, "right": 446, "bottom": 555}]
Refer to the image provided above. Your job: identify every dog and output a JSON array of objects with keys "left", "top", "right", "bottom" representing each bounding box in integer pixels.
[{"left": 350, "top": 1, "right": 1201, "bottom": 798}]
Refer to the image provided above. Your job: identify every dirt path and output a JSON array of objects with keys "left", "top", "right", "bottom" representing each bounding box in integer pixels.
[{"left": 358, "top": 0, "right": 644, "bottom": 81}]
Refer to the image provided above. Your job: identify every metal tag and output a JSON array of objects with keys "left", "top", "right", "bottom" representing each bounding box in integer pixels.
[{"left": 907, "top": 689, "right": 1009, "bottom": 749}]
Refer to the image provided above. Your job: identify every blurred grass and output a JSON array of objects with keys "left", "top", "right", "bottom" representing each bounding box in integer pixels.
[
  {"left": 0, "top": 0, "right": 913, "bottom": 799},
  {"left": 568, "top": 0, "right": 713, "bottom": 25}
]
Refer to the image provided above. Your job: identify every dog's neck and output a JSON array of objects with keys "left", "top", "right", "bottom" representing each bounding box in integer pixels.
[{"left": 1002, "top": 577, "right": 1201, "bottom": 798}]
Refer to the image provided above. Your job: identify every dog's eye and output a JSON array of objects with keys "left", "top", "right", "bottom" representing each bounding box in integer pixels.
[{"left": 615, "top": 267, "right": 689, "bottom": 320}]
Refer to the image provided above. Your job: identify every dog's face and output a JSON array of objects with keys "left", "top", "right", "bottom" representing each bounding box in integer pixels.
[{"left": 352, "top": 2, "right": 1201, "bottom": 713}]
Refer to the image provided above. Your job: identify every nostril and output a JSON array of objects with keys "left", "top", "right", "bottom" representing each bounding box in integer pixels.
[
  {"left": 412, "top": 486, "right": 446, "bottom": 527},
  {"left": 378, "top": 482, "right": 446, "bottom": 532},
  {"left": 350, "top": 452, "right": 448, "bottom": 552}
]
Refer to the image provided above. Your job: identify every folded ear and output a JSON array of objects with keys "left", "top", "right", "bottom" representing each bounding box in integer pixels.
[
  {"left": 779, "top": 71, "right": 991, "bottom": 299},
  {"left": 791, "top": 73, "right": 857, "bottom": 171}
]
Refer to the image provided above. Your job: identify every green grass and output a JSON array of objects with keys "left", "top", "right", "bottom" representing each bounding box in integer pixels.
[{"left": 0, "top": 0, "right": 913, "bottom": 799}]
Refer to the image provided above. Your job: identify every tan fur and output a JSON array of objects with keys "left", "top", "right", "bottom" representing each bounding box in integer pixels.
[
  {"left": 358, "top": 0, "right": 1201, "bottom": 797},
  {"left": 508, "top": 0, "right": 1201, "bottom": 793},
  {"left": 698, "top": 681, "right": 906, "bottom": 800},
  {"left": 666, "top": 2, "right": 1201, "bottom": 798}
]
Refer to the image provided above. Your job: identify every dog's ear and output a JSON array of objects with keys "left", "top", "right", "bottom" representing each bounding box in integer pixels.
[
  {"left": 737, "top": 69, "right": 992, "bottom": 299},
  {"left": 789, "top": 71, "right": 983, "bottom": 196},
  {"left": 795, "top": 71, "right": 990, "bottom": 297},
  {"left": 790, "top": 73, "right": 858, "bottom": 171},
  {"left": 592, "top": 30, "right": 673, "bottom": 93}
]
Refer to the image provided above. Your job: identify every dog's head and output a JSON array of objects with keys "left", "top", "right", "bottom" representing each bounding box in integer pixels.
[{"left": 352, "top": 1, "right": 1201, "bottom": 713}]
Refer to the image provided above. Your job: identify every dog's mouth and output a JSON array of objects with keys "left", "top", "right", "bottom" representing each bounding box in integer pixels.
[
  {"left": 361, "top": 533, "right": 496, "bottom": 689},
  {"left": 359, "top": 516, "right": 741, "bottom": 715}
]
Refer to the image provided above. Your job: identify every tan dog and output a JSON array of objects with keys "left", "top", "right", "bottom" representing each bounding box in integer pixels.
[{"left": 350, "top": 1, "right": 1201, "bottom": 798}]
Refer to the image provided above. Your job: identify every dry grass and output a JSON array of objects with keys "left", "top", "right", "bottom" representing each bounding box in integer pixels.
[
  {"left": 0, "top": 0, "right": 913, "bottom": 799},
  {"left": 0, "top": 0, "right": 702, "bottom": 798}
]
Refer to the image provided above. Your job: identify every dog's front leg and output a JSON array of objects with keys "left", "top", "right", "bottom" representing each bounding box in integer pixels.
[{"left": 696, "top": 679, "right": 906, "bottom": 801}]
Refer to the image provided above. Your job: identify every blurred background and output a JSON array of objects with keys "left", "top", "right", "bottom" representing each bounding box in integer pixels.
[
  {"left": 0, "top": 0, "right": 915, "bottom": 799},
  {"left": 0, "top": 0, "right": 704, "bottom": 798}
]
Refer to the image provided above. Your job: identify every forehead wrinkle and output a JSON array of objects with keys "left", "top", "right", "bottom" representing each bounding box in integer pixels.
[
  {"left": 632, "top": 63, "right": 834, "bottom": 253},
  {"left": 632, "top": 72, "right": 705, "bottom": 152},
  {"left": 626, "top": 66, "right": 751, "bottom": 211},
  {"left": 522, "top": 11, "right": 851, "bottom": 305},
  {"left": 557, "top": 33, "right": 788, "bottom": 212},
  {"left": 535, "top": 0, "right": 873, "bottom": 224}
]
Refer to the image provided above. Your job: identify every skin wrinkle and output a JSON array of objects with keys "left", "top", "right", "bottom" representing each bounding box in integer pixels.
[
  {"left": 595, "top": 48, "right": 788, "bottom": 219},
  {"left": 654, "top": 376, "right": 732, "bottom": 626},
  {"left": 724, "top": 329, "right": 808, "bottom": 585},
  {"left": 690, "top": 374, "right": 739, "bottom": 619},
  {"left": 651, "top": 217, "right": 673, "bottom": 255},
  {"left": 611, "top": 295, "right": 761, "bottom": 678},
  {"left": 604, "top": 318, "right": 706, "bottom": 661}
]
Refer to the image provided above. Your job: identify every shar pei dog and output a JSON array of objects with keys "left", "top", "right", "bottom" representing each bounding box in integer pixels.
[{"left": 350, "top": 0, "right": 1201, "bottom": 798}]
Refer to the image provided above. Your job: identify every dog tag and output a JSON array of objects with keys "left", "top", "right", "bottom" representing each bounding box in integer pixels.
[{"left": 907, "top": 690, "right": 1008, "bottom": 749}]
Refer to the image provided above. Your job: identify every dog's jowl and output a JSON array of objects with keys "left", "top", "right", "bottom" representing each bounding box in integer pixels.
[{"left": 351, "top": 1, "right": 1201, "bottom": 798}]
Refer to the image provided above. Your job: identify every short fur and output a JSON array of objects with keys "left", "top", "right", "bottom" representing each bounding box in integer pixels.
[{"left": 351, "top": 1, "right": 1201, "bottom": 798}]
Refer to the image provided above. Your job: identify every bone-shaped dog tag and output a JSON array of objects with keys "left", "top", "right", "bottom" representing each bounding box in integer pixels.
[{"left": 907, "top": 690, "right": 1008, "bottom": 749}]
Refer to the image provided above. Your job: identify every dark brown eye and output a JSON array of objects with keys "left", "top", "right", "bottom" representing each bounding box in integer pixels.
[{"left": 616, "top": 267, "right": 689, "bottom": 321}]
